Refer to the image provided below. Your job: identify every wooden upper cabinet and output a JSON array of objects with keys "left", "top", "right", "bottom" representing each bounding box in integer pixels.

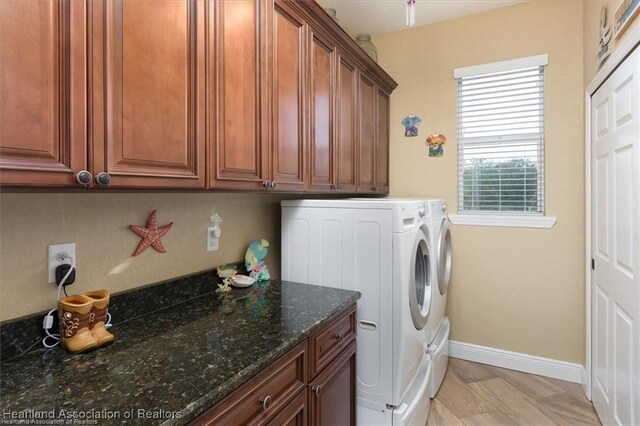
[
  {"left": 270, "top": 0, "right": 306, "bottom": 192},
  {"left": 307, "top": 28, "right": 336, "bottom": 192},
  {"left": 335, "top": 54, "right": 358, "bottom": 193},
  {"left": 357, "top": 72, "right": 376, "bottom": 193},
  {"left": 90, "top": 0, "right": 206, "bottom": 188},
  {"left": 0, "top": 0, "right": 87, "bottom": 187},
  {"left": 376, "top": 88, "right": 390, "bottom": 194},
  {"left": 209, "top": 0, "right": 268, "bottom": 190}
]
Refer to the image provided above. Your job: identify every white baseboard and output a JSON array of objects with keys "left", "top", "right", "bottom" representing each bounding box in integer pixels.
[{"left": 448, "top": 340, "right": 584, "bottom": 384}]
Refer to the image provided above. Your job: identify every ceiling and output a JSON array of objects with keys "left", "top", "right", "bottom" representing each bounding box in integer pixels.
[{"left": 316, "top": 0, "right": 527, "bottom": 36}]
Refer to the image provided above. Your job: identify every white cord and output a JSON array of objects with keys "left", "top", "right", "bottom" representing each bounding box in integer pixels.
[
  {"left": 42, "top": 308, "right": 60, "bottom": 348},
  {"left": 42, "top": 254, "right": 76, "bottom": 348}
]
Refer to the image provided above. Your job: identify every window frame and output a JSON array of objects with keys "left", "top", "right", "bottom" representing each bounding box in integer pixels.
[{"left": 450, "top": 54, "right": 556, "bottom": 229}]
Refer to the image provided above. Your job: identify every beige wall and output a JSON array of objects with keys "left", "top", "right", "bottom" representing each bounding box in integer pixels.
[
  {"left": 0, "top": 193, "right": 284, "bottom": 321},
  {"left": 375, "top": 0, "right": 585, "bottom": 363},
  {"left": 584, "top": 0, "right": 640, "bottom": 86}
]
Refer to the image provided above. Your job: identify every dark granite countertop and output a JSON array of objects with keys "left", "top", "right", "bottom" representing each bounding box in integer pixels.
[{"left": 0, "top": 280, "right": 360, "bottom": 425}]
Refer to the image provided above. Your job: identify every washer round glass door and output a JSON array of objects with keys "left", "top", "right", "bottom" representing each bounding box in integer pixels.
[
  {"left": 409, "top": 229, "right": 432, "bottom": 330},
  {"left": 437, "top": 219, "right": 452, "bottom": 295}
]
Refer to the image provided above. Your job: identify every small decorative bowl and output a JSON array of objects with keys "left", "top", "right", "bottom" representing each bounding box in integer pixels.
[{"left": 230, "top": 275, "right": 256, "bottom": 288}]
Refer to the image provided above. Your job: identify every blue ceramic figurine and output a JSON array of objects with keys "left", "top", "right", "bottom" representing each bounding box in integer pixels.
[{"left": 245, "top": 239, "right": 270, "bottom": 281}]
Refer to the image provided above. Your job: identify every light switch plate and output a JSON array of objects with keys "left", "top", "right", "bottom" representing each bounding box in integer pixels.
[{"left": 48, "top": 243, "right": 75, "bottom": 283}]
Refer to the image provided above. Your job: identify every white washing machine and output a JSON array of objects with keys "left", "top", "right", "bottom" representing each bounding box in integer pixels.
[
  {"left": 425, "top": 199, "right": 452, "bottom": 398},
  {"left": 281, "top": 198, "right": 437, "bottom": 425}
]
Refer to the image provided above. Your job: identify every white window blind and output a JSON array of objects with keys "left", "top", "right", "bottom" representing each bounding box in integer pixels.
[{"left": 455, "top": 55, "right": 547, "bottom": 215}]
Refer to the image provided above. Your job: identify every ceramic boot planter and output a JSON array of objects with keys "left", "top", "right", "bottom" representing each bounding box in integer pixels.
[
  {"left": 83, "top": 290, "right": 114, "bottom": 347},
  {"left": 58, "top": 295, "right": 99, "bottom": 354}
]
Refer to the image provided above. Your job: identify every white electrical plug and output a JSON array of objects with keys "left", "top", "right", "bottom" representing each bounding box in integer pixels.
[{"left": 207, "top": 214, "right": 222, "bottom": 252}]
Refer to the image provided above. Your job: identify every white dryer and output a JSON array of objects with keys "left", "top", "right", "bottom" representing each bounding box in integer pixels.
[
  {"left": 424, "top": 199, "right": 452, "bottom": 398},
  {"left": 281, "top": 198, "right": 436, "bottom": 425}
]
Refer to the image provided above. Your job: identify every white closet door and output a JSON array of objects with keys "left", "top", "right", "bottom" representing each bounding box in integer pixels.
[{"left": 591, "top": 46, "right": 640, "bottom": 425}]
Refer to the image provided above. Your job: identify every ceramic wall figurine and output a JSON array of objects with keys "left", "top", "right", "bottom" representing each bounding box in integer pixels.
[
  {"left": 426, "top": 133, "right": 447, "bottom": 157},
  {"left": 401, "top": 115, "right": 422, "bottom": 137}
]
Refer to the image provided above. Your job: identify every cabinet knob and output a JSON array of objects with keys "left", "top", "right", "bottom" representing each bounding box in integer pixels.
[
  {"left": 312, "top": 385, "right": 322, "bottom": 397},
  {"left": 75, "top": 170, "right": 92, "bottom": 186},
  {"left": 334, "top": 333, "right": 343, "bottom": 341},
  {"left": 330, "top": 184, "right": 337, "bottom": 191},
  {"left": 262, "top": 180, "right": 271, "bottom": 188},
  {"left": 259, "top": 395, "right": 272, "bottom": 410},
  {"left": 371, "top": 186, "right": 377, "bottom": 192},
  {"left": 270, "top": 181, "right": 277, "bottom": 189},
  {"left": 95, "top": 172, "right": 111, "bottom": 185}
]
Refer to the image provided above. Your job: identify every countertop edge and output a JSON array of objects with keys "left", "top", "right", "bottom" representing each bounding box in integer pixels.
[{"left": 171, "top": 293, "right": 360, "bottom": 425}]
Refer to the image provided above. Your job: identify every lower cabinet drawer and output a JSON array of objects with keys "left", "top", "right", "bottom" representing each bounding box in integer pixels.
[
  {"left": 309, "top": 306, "right": 356, "bottom": 379},
  {"left": 192, "top": 341, "right": 307, "bottom": 425}
]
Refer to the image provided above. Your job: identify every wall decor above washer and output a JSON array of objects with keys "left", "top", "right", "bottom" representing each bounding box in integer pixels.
[{"left": 402, "top": 114, "right": 423, "bottom": 137}]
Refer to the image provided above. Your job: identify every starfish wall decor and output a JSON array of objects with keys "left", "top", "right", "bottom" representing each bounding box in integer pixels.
[{"left": 129, "top": 210, "right": 173, "bottom": 256}]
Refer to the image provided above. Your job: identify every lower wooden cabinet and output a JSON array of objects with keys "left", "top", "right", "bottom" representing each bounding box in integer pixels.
[
  {"left": 193, "top": 341, "right": 306, "bottom": 425},
  {"left": 191, "top": 304, "right": 357, "bottom": 426},
  {"left": 308, "top": 340, "right": 356, "bottom": 426}
]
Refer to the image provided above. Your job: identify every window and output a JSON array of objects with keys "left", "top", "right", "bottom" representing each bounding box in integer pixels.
[{"left": 454, "top": 55, "right": 548, "bottom": 220}]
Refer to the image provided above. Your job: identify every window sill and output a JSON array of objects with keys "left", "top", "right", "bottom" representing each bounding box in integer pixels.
[{"left": 448, "top": 214, "right": 557, "bottom": 229}]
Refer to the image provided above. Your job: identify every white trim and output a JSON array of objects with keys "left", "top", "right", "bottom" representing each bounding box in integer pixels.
[
  {"left": 449, "top": 213, "right": 556, "bottom": 229},
  {"left": 453, "top": 54, "right": 549, "bottom": 79},
  {"left": 449, "top": 340, "right": 584, "bottom": 384},
  {"left": 583, "top": 21, "right": 640, "bottom": 403},
  {"left": 586, "top": 24, "right": 640, "bottom": 94},
  {"left": 584, "top": 88, "right": 593, "bottom": 401}
]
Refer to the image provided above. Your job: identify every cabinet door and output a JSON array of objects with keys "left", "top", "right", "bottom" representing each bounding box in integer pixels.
[
  {"left": 357, "top": 73, "right": 376, "bottom": 193},
  {"left": 309, "top": 341, "right": 356, "bottom": 426},
  {"left": 267, "top": 390, "right": 308, "bottom": 426},
  {"left": 0, "top": 0, "right": 87, "bottom": 187},
  {"left": 271, "top": 0, "right": 306, "bottom": 192},
  {"left": 209, "top": 0, "right": 269, "bottom": 190},
  {"left": 307, "top": 28, "right": 335, "bottom": 192},
  {"left": 376, "top": 88, "right": 390, "bottom": 194},
  {"left": 91, "top": 0, "right": 206, "bottom": 188},
  {"left": 335, "top": 54, "right": 358, "bottom": 193}
]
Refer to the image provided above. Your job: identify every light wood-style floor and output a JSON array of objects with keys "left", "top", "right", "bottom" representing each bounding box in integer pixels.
[{"left": 428, "top": 358, "right": 601, "bottom": 425}]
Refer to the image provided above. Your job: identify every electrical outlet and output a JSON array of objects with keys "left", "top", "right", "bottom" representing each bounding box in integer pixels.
[
  {"left": 48, "top": 243, "right": 75, "bottom": 283},
  {"left": 207, "top": 227, "right": 219, "bottom": 252}
]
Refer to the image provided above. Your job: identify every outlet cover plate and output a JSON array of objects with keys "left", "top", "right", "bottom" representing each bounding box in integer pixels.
[
  {"left": 207, "top": 227, "right": 218, "bottom": 252},
  {"left": 48, "top": 243, "right": 76, "bottom": 283}
]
